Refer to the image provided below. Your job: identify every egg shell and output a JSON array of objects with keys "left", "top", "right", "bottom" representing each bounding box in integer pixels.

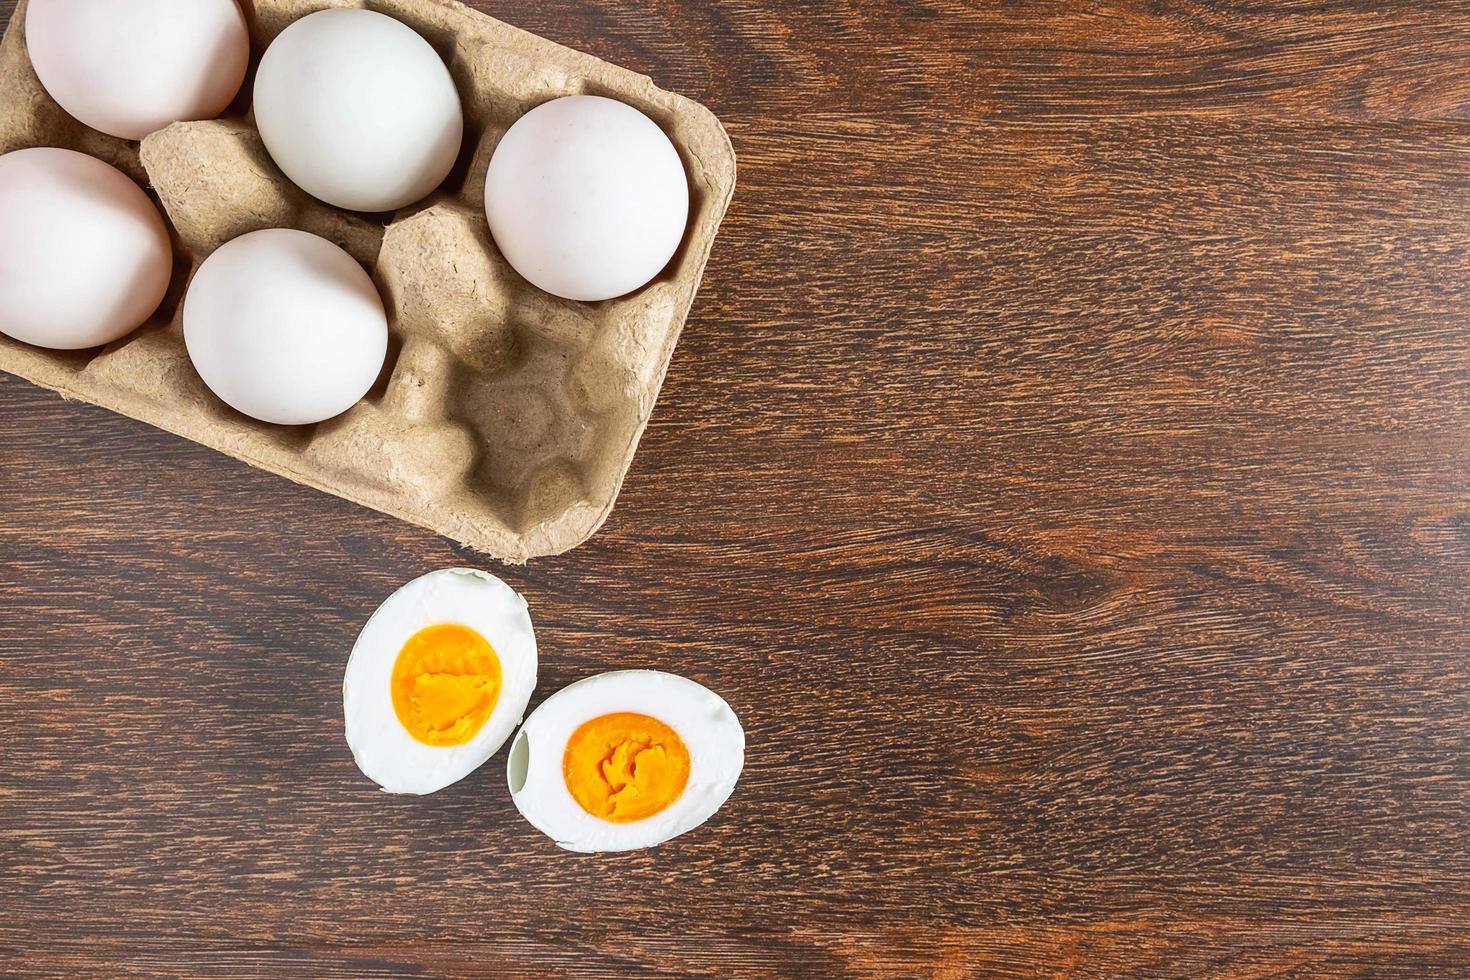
[
  {"left": 0, "top": 147, "right": 172, "bottom": 351},
  {"left": 508, "top": 670, "right": 745, "bottom": 852},
  {"left": 182, "top": 228, "right": 388, "bottom": 426},
  {"left": 485, "top": 95, "right": 691, "bottom": 302},
  {"left": 253, "top": 9, "right": 464, "bottom": 213},
  {"left": 25, "top": 0, "right": 249, "bottom": 141},
  {"left": 344, "top": 568, "right": 539, "bottom": 795}
]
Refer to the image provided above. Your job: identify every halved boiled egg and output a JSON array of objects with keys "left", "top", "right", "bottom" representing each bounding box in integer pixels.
[
  {"left": 344, "top": 569, "right": 537, "bottom": 794},
  {"left": 508, "top": 671, "right": 744, "bottom": 852}
]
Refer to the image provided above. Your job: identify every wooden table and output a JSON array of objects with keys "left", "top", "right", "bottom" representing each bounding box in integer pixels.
[{"left": 4, "top": 1, "right": 1470, "bottom": 975}]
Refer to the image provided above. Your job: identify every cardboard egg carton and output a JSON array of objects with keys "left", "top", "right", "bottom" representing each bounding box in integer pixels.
[{"left": 0, "top": 0, "right": 735, "bottom": 562}]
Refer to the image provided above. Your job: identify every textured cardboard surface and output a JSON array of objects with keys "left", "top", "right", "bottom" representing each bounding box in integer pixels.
[{"left": 0, "top": 0, "right": 735, "bottom": 562}]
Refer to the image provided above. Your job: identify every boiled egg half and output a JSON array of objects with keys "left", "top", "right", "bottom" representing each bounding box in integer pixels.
[
  {"left": 508, "top": 671, "right": 744, "bottom": 852},
  {"left": 344, "top": 569, "right": 537, "bottom": 794}
]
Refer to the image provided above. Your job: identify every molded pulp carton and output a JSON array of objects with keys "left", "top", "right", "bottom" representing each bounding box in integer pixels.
[{"left": 0, "top": 0, "right": 736, "bottom": 561}]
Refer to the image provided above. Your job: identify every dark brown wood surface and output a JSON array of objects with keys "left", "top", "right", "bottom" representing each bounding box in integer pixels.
[{"left": 5, "top": 1, "right": 1470, "bottom": 976}]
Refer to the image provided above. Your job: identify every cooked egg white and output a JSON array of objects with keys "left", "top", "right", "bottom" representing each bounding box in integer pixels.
[
  {"left": 344, "top": 568, "right": 537, "bottom": 794},
  {"left": 508, "top": 671, "right": 744, "bottom": 852}
]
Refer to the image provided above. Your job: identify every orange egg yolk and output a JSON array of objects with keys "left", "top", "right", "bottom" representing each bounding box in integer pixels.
[
  {"left": 390, "top": 624, "right": 501, "bottom": 747},
  {"left": 563, "top": 712, "right": 691, "bottom": 823}
]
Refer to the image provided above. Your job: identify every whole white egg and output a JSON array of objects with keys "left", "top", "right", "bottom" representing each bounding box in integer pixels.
[
  {"left": 344, "top": 569, "right": 539, "bottom": 795},
  {"left": 508, "top": 670, "right": 744, "bottom": 852},
  {"left": 485, "top": 95, "right": 691, "bottom": 302},
  {"left": 182, "top": 228, "right": 387, "bottom": 426},
  {"left": 0, "top": 147, "right": 172, "bottom": 350},
  {"left": 26, "top": 0, "right": 250, "bottom": 141},
  {"left": 253, "top": 9, "right": 464, "bottom": 212}
]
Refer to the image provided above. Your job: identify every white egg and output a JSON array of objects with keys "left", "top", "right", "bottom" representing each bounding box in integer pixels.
[
  {"left": 508, "top": 670, "right": 744, "bottom": 852},
  {"left": 485, "top": 96, "right": 691, "bottom": 302},
  {"left": 253, "top": 9, "right": 464, "bottom": 212},
  {"left": 0, "top": 147, "right": 172, "bottom": 350},
  {"left": 344, "top": 569, "right": 539, "bottom": 795},
  {"left": 183, "top": 228, "right": 387, "bottom": 426},
  {"left": 26, "top": 0, "right": 250, "bottom": 141}
]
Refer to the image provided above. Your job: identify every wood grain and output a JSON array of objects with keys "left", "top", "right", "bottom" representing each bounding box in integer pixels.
[{"left": 4, "top": 0, "right": 1470, "bottom": 976}]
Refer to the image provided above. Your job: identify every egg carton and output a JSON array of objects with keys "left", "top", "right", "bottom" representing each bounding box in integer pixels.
[{"left": 0, "top": 0, "right": 735, "bottom": 562}]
